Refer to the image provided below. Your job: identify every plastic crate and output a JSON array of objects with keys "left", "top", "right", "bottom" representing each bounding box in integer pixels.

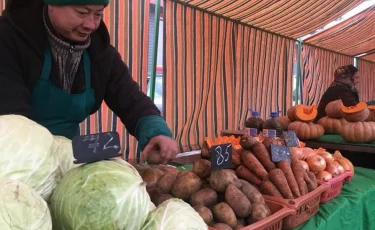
[
  {"left": 208, "top": 200, "right": 294, "bottom": 230},
  {"left": 317, "top": 170, "right": 353, "bottom": 204},
  {"left": 263, "top": 184, "right": 329, "bottom": 229}
]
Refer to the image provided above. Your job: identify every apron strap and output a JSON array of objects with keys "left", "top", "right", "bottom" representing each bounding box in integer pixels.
[
  {"left": 40, "top": 47, "right": 52, "bottom": 81},
  {"left": 83, "top": 50, "right": 91, "bottom": 89}
]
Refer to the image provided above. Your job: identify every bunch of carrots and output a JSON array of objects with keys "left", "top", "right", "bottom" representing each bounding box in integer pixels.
[{"left": 201, "top": 135, "right": 316, "bottom": 199}]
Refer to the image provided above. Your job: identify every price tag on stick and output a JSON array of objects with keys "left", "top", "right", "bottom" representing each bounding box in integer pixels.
[
  {"left": 283, "top": 131, "right": 300, "bottom": 147},
  {"left": 210, "top": 143, "right": 232, "bottom": 170},
  {"left": 72, "top": 131, "right": 122, "bottom": 164},
  {"left": 271, "top": 144, "right": 291, "bottom": 163}
]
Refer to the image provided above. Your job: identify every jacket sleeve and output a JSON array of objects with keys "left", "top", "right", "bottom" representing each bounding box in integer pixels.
[
  {"left": 339, "top": 87, "right": 359, "bottom": 107},
  {"left": 104, "top": 49, "right": 162, "bottom": 136},
  {"left": 0, "top": 23, "right": 33, "bottom": 117}
]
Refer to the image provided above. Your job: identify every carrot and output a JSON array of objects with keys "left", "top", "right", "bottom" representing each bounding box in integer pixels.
[
  {"left": 251, "top": 142, "right": 276, "bottom": 172},
  {"left": 236, "top": 165, "right": 262, "bottom": 186},
  {"left": 260, "top": 180, "right": 283, "bottom": 198},
  {"left": 291, "top": 158, "right": 308, "bottom": 196},
  {"left": 305, "top": 171, "right": 318, "bottom": 192},
  {"left": 277, "top": 160, "right": 301, "bottom": 198},
  {"left": 232, "top": 145, "right": 244, "bottom": 166},
  {"left": 241, "top": 150, "right": 269, "bottom": 181},
  {"left": 269, "top": 169, "right": 294, "bottom": 199}
]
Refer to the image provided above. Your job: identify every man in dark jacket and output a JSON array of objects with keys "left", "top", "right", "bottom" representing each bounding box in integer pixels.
[
  {"left": 315, "top": 65, "right": 360, "bottom": 122},
  {"left": 0, "top": 0, "right": 178, "bottom": 162}
]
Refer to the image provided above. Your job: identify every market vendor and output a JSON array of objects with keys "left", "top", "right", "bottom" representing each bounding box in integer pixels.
[
  {"left": 0, "top": 0, "right": 178, "bottom": 162},
  {"left": 315, "top": 65, "right": 360, "bottom": 122}
]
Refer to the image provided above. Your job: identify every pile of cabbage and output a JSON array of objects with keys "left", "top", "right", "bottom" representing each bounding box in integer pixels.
[{"left": 0, "top": 115, "right": 207, "bottom": 229}]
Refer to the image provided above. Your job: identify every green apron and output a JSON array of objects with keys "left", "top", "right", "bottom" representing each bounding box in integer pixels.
[{"left": 31, "top": 46, "right": 95, "bottom": 139}]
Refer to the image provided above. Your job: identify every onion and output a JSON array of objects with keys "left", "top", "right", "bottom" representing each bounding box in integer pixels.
[
  {"left": 306, "top": 155, "right": 326, "bottom": 173},
  {"left": 325, "top": 163, "right": 339, "bottom": 177},
  {"left": 302, "top": 147, "right": 316, "bottom": 158},
  {"left": 316, "top": 171, "right": 332, "bottom": 181},
  {"left": 290, "top": 147, "right": 305, "bottom": 160},
  {"left": 300, "top": 160, "right": 309, "bottom": 172},
  {"left": 319, "top": 152, "right": 334, "bottom": 164},
  {"left": 331, "top": 161, "right": 345, "bottom": 175}
]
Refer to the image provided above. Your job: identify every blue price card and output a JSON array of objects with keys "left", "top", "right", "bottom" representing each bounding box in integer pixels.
[
  {"left": 283, "top": 131, "right": 300, "bottom": 147},
  {"left": 271, "top": 144, "right": 291, "bottom": 163}
]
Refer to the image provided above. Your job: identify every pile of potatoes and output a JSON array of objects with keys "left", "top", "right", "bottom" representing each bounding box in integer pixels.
[
  {"left": 133, "top": 163, "right": 180, "bottom": 190},
  {"left": 151, "top": 159, "right": 272, "bottom": 230}
]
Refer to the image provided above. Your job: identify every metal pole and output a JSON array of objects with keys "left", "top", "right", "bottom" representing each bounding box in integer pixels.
[
  {"left": 296, "top": 39, "right": 302, "bottom": 105},
  {"left": 149, "top": 0, "right": 161, "bottom": 101}
]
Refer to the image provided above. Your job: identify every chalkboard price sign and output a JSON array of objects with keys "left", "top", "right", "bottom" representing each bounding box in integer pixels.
[
  {"left": 210, "top": 143, "right": 232, "bottom": 170},
  {"left": 283, "top": 131, "right": 300, "bottom": 147},
  {"left": 72, "top": 131, "right": 122, "bottom": 164},
  {"left": 271, "top": 144, "right": 291, "bottom": 163}
]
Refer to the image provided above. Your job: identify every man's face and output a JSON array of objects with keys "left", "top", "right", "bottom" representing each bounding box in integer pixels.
[{"left": 48, "top": 5, "right": 104, "bottom": 42}]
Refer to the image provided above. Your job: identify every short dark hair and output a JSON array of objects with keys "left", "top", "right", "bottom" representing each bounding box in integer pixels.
[{"left": 347, "top": 65, "right": 358, "bottom": 75}]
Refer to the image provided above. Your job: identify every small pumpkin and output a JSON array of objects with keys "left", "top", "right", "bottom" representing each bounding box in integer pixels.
[
  {"left": 366, "top": 106, "right": 375, "bottom": 122},
  {"left": 288, "top": 121, "right": 324, "bottom": 140},
  {"left": 340, "top": 121, "right": 375, "bottom": 143},
  {"left": 277, "top": 116, "right": 291, "bottom": 130},
  {"left": 341, "top": 102, "right": 370, "bottom": 122},
  {"left": 287, "top": 105, "right": 318, "bottom": 122},
  {"left": 325, "top": 100, "right": 344, "bottom": 118},
  {"left": 317, "top": 117, "right": 349, "bottom": 134}
]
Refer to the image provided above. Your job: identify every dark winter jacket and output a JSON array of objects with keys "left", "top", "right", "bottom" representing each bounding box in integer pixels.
[
  {"left": 315, "top": 84, "right": 359, "bottom": 122},
  {"left": 0, "top": 0, "right": 160, "bottom": 136}
]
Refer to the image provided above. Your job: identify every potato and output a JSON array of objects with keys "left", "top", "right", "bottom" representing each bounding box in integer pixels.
[
  {"left": 142, "top": 168, "right": 165, "bottom": 189},
  {"left": 225, "top": 184, "right": 252, "bottom": 218},
  {"left": 147, "top": 150, "right": 164, "bottom": 164},
  {"left": 177, "top": 170, "right": 194, "bottom": 178},
  {"left": 239, "top": 179, "right": 264, "bottom": 204},
  {"left": 246, "top": 202, "right": 271, "bottom": 224},
  {"left": 209, "top": 169, "right": 241, "bottom": 192},
  {"left": 201, "top": 141, "right": 211, "bottom": 159},
  {"left": 171, "top": 171, "right": 202, "bottom": 200},
  {"left": 190, "top": 188, "right": 218, "bottom": 207},
  {"left": 212, "top": 202, "right": 237, "bottom": 228},
  {"left": 153, "top": 164, "right": 180, "bottom": 175},
  {"left": 193, "top": 159, "right": 211, "bottom": 179},
  {"left": 201, "top": 180, "right": 211, "bottom": 189},
  {"left": 156, "top": 173, "right": 177, "bottom": 194},
  {"left": 133, "top": 163, "right": 150, "bottom": 177},
  {"left": 193, "top": 205, "right": 213, "bottom": 225},
  {"left": 157, "top": 194, "right": 173, "bottom": 206},
  {"left": 235, "top": 219, "right": 246, "bottom": 230},
  {"left": 213, "top": 223, "right": 233, "bottom": 230}
]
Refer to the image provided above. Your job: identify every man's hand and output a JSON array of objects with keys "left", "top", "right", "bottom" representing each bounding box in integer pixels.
[{"left": 141, "top": 135, "right": 179, "bottom": 164}]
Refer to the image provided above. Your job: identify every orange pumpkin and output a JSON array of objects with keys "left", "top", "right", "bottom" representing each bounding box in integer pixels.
[
  {"left": 340, "top": 121, "right": 375, "bottom": 143},
  {"left": 366, "top": 106, "right": 375, "bottom": 122},
  {"left": 288, "top": 121, "right": 324, "bottom": 140},
  {"left": 287, "top": 105, "right": 318, "bottom": 122},
  {"left": 325, "top": 100, "right": 344, "bottom": 119},
  {"left": 341, "top": 102, "right": 370, "bottom": 122},
  {"left": 277, "top": 116, "right": 291, "bottom": 130},
  {"left": 317, "top": 116, "right": 349, "bottom": 134}
]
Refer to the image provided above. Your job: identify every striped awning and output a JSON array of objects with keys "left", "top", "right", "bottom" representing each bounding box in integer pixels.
[
  {"left": 305, "top": 5, "right": 375, "bottom": 56},
  {"left": 362, "top": 52, "right": 375, "bottom": 62},
  {"left": 173, "top": 0, "right": 363, "bottom": 39}
]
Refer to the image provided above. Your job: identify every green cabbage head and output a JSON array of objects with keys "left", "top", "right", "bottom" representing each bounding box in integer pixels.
[
  {"left": 51, "top": 135, "right": 81, "bottom": 179},
  {"left": 50, "top": 159, "right": 154, "bottom": 230},
  {"left": 142, "top": 198, "right": 208, "bottom": 230},
  {"left": 0, "top": 115, "right": 60, "bottom": 201},
  {"left": 0, "top": 179, "right": 52, "bottom": 230}
]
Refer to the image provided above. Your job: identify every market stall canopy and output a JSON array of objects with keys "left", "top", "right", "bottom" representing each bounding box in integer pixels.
[
  {"left": 305, "top": 5, "right": 375, "bottom": 57},
  {"left": 173, "top": 0, "right": 364, "bottom": 39},
  {"left": 362, "top": 52, "right": 375, "bottom": 62}
]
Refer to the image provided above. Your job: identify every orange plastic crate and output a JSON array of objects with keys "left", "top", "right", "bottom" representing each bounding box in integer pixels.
[
  {"left": 317, "top": 171, "right": 353, "bottom": 204},
  {"left": 208, "top": 200, "right": 294, "bottom": 230},
  {"left": 262, "top": 184, "right": 329, "bottom": 229}
]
